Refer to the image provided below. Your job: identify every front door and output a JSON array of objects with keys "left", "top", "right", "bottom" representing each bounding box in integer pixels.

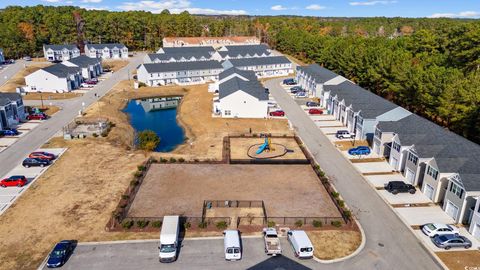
[
  {"left": 405, "top": 169, "right": 416, "bottom": 184},
  {"left": 445, "top": 201, "right": 459, "bottom": 221},
  {"left": 424, "top": 184, "right": 434, "bottom": 200}
]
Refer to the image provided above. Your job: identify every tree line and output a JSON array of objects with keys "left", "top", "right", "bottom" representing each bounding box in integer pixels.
[{"left": 0, "top": 5, "right": 479, "bottom": 143}]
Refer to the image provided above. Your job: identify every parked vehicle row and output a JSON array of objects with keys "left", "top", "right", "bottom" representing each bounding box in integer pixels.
[{"left": 1, "top": 151, "right": 56, "bottom": 189}]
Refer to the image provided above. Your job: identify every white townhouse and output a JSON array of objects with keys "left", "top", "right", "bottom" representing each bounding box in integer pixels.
[
  {"left": 213, "top": 68, "right": 269, "bottom": 118},
  {"left": 162, "top": 36, "right": 260, "bottom": 48},
  {"left": 296, "top": 64, "right": 347, "bottom": 101},
  {"left": 43, "top": 44, "right": 80, "bottom": 62},
  {"left": 137, "top": 60, "right": 223, "bottom": 86},
  {"left": 470, "top": 198, "right": 480, "bottom": 240},
  {"left": 222, "top": 56, "right": 293, "bottom": 78},
  {"left": 85, "top": 43, "right": 128, "bottom": 59},
  {"left": 62, "top": 55, "right": 103, "bottom": 80},
  {"left": 209, "top": 66, "right": 258, "bottom": 92},
  {"left": 0, "top": 93, "right": 26, "bottom": 129},
  {"left": 0, "top": 48, "right": 5, "bottom": 63},
  {"left": 25, "top": 63, "right": 82, "bottom": 93},
  {"left": 210, "top": 44, "right": 271, "bottom": 61},
  {"left": 146, "top": 46, "right": 215, "bottom": 63}
]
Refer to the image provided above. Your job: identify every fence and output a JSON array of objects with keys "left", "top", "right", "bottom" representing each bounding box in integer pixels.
[
  {"left": 237, "top": 216, "right": 345, "bottom": 227},
  {"left": 122, "top": 216, "right": 232, "bottom": 227},
  {"left": 204, "top": 200, "right": 265, "bottom": 209}
]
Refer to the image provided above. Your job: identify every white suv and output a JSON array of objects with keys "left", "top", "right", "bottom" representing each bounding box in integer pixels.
[
  {"left": 422, "top": 223, "right": 459, "bottom": 237},
  {"left": 335, "top": 130, "right": 355, "bottom": 139}
]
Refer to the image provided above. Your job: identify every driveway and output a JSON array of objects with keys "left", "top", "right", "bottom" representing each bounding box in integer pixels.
[
  {"left": 266, "top": 78, "right": 443, "bottom": 270},
  {"left": 378, "top": 190, "right": 433, "bottom": 205},
  {"left": 413, "top": 228, "right": 480, "bottom": 252},
  {"left": 395, "top": 207, "right": 455, "bottom": 226},
  {"left": 365, "top": 174, "right": 408, "bottom": 188},
  {"left": 352, "top": 161, "right": 395, "bottom": 174}
]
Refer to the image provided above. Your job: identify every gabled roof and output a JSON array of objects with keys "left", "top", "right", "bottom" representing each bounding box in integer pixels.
[
  {"left": 148, "top": 51, "right": 213, "bottom": 62},
  {"left": 44, "top": 44, "right": 79, "bottom": 51},
  {"left": 85, "top": 43, "right": 127, "bottom": 50},
  {"left": 65, "top": 55, "right": 101, "bottom": 68},
  {"left": 160, "top": 46, "right": 215, "bottom": 54},
  {"left": 141, "top": 60, "right": 223, "bottom": 73},
  {"left": 42, "top": 63, "right": 80, "bottom": 78},
  {"left": 163, "top": 36, "right": 259, "bottom": 44},
  {"left": 224, "top": 56, "right": 291, "bottom": 67},
  {"left": 217, "top": 45, "right": 271, "bottom": 58},
  {"left": 219, "top": 67, "right": 257, "bottom": 81},
  {"left": 0, "top": 93, "right": 22, "bottom": 107},
  {"left": 298, "top": 64, "right": 339, "bottom": 83},
  {"left": 219, "top": 77, "right": 268, "bottom": 101}
]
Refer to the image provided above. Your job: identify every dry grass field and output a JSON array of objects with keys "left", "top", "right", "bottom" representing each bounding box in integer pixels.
[
  {"left": 103, "top": 60, "right": 129, "bottom": 72},
  {"left": 307, "top": 230, "right": 361, "bottom": 260},
  {"left": 436, "top": 251, "right": 480, "bottom": 270}
]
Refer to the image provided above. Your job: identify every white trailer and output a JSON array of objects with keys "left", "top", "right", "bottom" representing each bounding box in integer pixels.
[{"left": 158, "top": 215, "right": 180, "bottom": 263}]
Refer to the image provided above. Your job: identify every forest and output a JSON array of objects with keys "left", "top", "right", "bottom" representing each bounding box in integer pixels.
[{"left": 0, "top": 5, "right": 479, "bottom": 144}]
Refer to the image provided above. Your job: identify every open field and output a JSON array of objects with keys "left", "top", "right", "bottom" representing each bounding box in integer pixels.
[
  {"left": 436, "top": 250, "right": 480, "bottom": 270},
  {"left": 22, "top": 91, "right": 81, "bottom": 100},
  {"left": 230, "top": 137, "right": 306, "bottom": 160},
  {"left": 0, "top": 62, "right": 51, "bottom": 93},
  {"left": 103, "top": 59, "right": 129, "bottom": 72},
  {"left": 84, "top": 81, "right": 291, "bottom": 160},
  {"left": 128, "top": 164, "right": 341, "bottom": 218},
  {"left": 307, "top": 230, "right": 361, "bottom": 260}
]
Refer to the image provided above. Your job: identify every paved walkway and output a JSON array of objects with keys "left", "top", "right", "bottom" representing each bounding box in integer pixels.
[{"left": 265, "top": 78, "right": 443, "bottom": 270}]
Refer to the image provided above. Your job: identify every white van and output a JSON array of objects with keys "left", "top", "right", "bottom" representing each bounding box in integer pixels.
[
  {"left": 287, "top": 230, "right": 314, "bottom": 259},
  {"left": 223, "top": 230, "right": 242, "bottom": 261},
  {"left": 159, "top": 215, "right": 180, "bottom": 263}
]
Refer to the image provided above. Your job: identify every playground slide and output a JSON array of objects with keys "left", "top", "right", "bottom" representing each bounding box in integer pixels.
[{"left": 256, "top": 141, "right": 268, "bottom": 155}]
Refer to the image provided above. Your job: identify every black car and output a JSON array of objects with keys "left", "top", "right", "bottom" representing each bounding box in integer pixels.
[
  {"left": 46, "top": 240, "right": 75, "bottom": 268},
  {"left": 306, "top": 101, "right": 320, "bottom": 107},
  {"left": 384, "top": 181, "right": 416, "bottom": 194},
  {"left": 22, "top": 158, "right": 50, "bottom": 168}
]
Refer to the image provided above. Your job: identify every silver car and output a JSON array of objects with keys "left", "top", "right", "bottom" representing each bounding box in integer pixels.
[{"left": 431, "top": 234, "right": 472, "bottom": 250}]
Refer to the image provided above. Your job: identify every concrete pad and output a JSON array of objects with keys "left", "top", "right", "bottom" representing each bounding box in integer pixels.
[
  {"left": 17, "top": 122, "right": 40, "bottom": 130},
  {"left": 315, "top": 121, "right": 344, "bottom": 128},
  {"left": 365, "top": 174, "right": 406, "bottom": 188},
  {"left": 395, "top": 207, "right": 455, "bottom": 226},
  {"left": 0, "top": 138, "right": 17, "bottom": 147},
  {"left": 311, "top": 114, "right": 336, "bottom": 121},
  {"left": 319, "top": 126, "right": 347, "bottom": 134},
  {"left": 343, "top": 150, "right": 383, "bottom": 160},
  {"left": 0, "top": 188, "right": 23, "bottom": 196},
  {"left": 0, "top": 195, "right": 16, "bottom": 204},
  {"left": 378, "top": 190, "right": 432, "bottom": 205},
  {"left": 414, "top": 229, "right": 480, "bottom": 252},
  {"left": 353, "top": 161, "right": 394, "bottom": 174},
  {"left": 325, "top": 134, "right": 346, "bottom": 142}
]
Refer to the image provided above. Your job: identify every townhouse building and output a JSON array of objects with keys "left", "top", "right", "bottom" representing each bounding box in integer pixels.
[
  {"left": 85, "top": 43, "right": 128, "bottom": 59},
  {"left": 222, "top": 56, "right": 293, "bottom": 78},
  {"left": 296, "top": 64, "right": 347, "bottom": 100},
  {"left": 62, "top": 55, "right": 102, "bottom": 80},
  {"left": 162, "top": 36, "right": 260, "bottom": 48},
  {"left": 0, "top": 93, "right": 25, "bottom": 129},
  {"left": 25, "top": 63, "right": 82, "bottom": 93},
  {"left": 211, "top": 44, "right": 271, "bottom": 61},
  {"left": 43, "top": 44, "right": 80, "bottom": 62},
  {"left": 147, "top": 46, "right": 215, "bottom": 63}
]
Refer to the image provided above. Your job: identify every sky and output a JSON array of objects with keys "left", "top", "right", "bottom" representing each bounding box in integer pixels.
[{"left": 1, "top": 0, "right": 480, "bottom": 18}]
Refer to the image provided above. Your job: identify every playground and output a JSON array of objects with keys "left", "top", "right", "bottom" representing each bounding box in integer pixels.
[
  {"left": 229, "top": 136, "right": 306, "bottom": 161},
  {"left": 127, "top": 163, "right": 341, "bottom": 219}
]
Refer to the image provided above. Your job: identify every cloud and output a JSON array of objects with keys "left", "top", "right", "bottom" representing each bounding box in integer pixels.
[
  {"left": 117, "top": 0, "right": 247, "bottom": 15},
  {"left": 349, "top": 1, "right": 397, "bottom": 6},
  {"left": 429, "top": 11, "right": 480, "bottom": 18},
  {"left": 80, "top": 5, "right": 109, "bottom": 10},
  {"left": 42, "top": 0, "right": 61, "bottom": 3},
  {"left": 306, "top": 4, "right": 326, "bottom": 10},
  {"left": 271, "top": 5, "right": 287, "bottom": 11},
  {"left": 82, "top": 0, "right": 102, "bottom": 3}
]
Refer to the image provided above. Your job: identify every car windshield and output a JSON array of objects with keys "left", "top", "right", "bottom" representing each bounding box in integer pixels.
[
  {"left": 51, "top": 250, "right": 64, "bottom": 258},
  {"left": 160, "top": 244, "right": 175, "bottom": 253},
  {"left": 300, "top": 247, "right": 313, "bottom": 252},
  {"left": 426, "top": 224, "right": 436, "bottom": 230}
]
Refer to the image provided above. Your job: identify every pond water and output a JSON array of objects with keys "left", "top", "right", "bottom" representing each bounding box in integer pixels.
[{"left": 123, "top": 97, "right": 185, "bottom": 152}]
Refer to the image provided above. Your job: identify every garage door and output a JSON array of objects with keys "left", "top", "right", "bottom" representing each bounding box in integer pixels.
[
  {"left": 390, "top": 157, "right": 398, "bottom": 170},
  {"left": 473, "top": 224, "right": 480, "bottom": 240},
  {"left": 424, "top": 184, "right": 434, "bottom": 201},
  {"left": 445, "top": 201, "right": 459, "bottom": 220},
  {"left": 405, "top": 169, "right": 416, "bottom": 184}
]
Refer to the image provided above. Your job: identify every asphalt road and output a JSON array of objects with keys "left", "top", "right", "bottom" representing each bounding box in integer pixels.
[
  {"left": 265, "top": 78, "right": 443, "bottom": 270},
  {"left": 0, "top": 60, "right": 26, "bottom": 87},
  {"left": 0, "top": 54, "right": 144, "bottom": 178},
  {"left": 40, "top": 237, "right": 318, "bottom": 270}
]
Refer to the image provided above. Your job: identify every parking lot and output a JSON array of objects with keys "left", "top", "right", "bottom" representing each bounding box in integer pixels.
[{"left": 0, "top": 148, "right": 66, "bottom": 215}]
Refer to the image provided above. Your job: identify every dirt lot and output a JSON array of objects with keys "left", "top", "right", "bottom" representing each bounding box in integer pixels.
[
  {"left": 0, "top": 62, "right": 51, "bottom": 93},
  {"left": 84, "top": 81, "right": 291, "bottom": 160},
  {"left": 436, "top": 251, "right": 480, "bottom": 270},
  {"left": 128, "top": 164, "right": 341, "bottom": 218},
  {"left": 23, "top": 91, "right": 81, "bottom": 100},
  {"left": 307, "top": 230, "right": 361, "bottom": 260},
  {"left": 230, "top": 137, "right": 306, "bottom": 160},
  {"left": 103, "top": 60, "right": 129, "bottom": 72},
  {"left": 335, "top": 140, "right": 370, "bottom": 151}
]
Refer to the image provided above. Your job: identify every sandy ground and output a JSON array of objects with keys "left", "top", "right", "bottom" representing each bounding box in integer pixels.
[
  {"left": 128, "top": 164, "right": 341, "bottom": 218},
  {"left": 230, "top": 137, "right": 305, "bottom": 160},
  {"left": 335, "top": 140, "right": 369, "bottom": 151},
  {"left": 306, "top": 230, "right": 361, "bottom": 260},
  {"left": 23, "top": 91, "right": 81, "bottom": 100},
  {"left": 103, "top": 60, "right": 129, "bottom": 72},
  {"left": 39, "top": 105, "right": 60, "bottom": 116},
  {"left": 84, "top": 81, "right": 291, "bottom": 160},
  {"left": 436, "top": 250, "right": 480, "bottom": 270},
  {"left": 0, "top": 62, "right": 51, "bottom": 93}
]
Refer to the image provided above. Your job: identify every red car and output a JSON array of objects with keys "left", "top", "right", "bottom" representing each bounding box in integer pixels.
[
  {"left": 308, "top": 109, "right": 323, "bottom": 115},
  {"left": 27, "top": 113, "right": 47, "bottom": 120},
  {"left": 269, "top": 110, "right": 285, "bottom": 117},
  {"left": 29, "top": 151, "right": 56, "bottom": 161},
  {"left": 1, "top": 175, "right": 28, "bottom": 188}
]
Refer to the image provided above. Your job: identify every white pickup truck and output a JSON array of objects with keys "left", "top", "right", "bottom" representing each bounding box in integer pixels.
[{"left": 263, "top": 228, "right": 282, "bottom": 256}]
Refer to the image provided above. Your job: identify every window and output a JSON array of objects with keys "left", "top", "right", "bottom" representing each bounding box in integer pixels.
[
  {"left": 225, "top": 110, "right": 231, "bottom": 116},
  {"left": 392, "top": 142, "right": 401, "bottom": 152},
  {"left": 375, "top": 128, "right": 381, "bottom": 138},
  {"left": 449, "top": 182, "right": 463, "bottom": 198},
  {"left": 407, "top": 152, "right": 418, "bottom": 165},
  {"left": 427, "top": 166, "right": 439, "bottom": 180}
]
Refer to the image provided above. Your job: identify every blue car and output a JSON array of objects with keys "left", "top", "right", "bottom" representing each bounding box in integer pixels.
[
  {"left": 0, "top": 129, "right": 19, "bottom": 136},
  {"left": 46, "top": 240, "right": 75, "bottom": 268},
  {"left": 348, "top": 146, "right": 371, "bottom": 156}
]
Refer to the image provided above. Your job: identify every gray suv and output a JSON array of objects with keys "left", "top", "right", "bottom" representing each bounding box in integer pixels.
[{"left": 431, "top": 234, "right": 472, "bottom": 250}]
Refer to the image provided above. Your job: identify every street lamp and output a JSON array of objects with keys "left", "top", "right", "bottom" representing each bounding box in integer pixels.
[{"left": 38, "top": 91, "right": 44, "bottom": 109}]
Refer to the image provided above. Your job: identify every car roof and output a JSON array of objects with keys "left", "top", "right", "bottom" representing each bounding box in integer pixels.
[
  {"left": 431, "top": 223, "right": 452, "bottom": 229},
  {"left": 10, "top": 175, "right": 25, "bottom": 178}
]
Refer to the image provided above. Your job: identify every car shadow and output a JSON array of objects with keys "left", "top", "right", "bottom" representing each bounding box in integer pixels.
[{"left": 246, "top": 255, "right": 312, "bottom": 270}]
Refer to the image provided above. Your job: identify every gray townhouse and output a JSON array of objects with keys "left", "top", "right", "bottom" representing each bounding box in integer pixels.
[
  {"left": 43, "top": 44, "right": 80, "bottom": 62},
  {"left": 0, "top": 93, "right": 26, "bottom": 129},
  {"left": 137, "top": 60, "right": 223, "bottom": 86},
  {"left": 296, "top": 64, "right": 347, "bottom": 99},
  {"left": 323, "top": 81, "right": 410, "bottom": 141},
  {"left": 211, "top": 44, "right": 271, "bottom": 61},
  {"left": 145, "top": 47, "right": 215, "bottom": 63},
  {"left": 62, "top": 55, "right": 103, "bottom": 80},
  {"left": 85, "top": 43, "right": 128, "bottom": 59},
  {"left": 222, "top": 56, "right": 293, "bottom": 78}
]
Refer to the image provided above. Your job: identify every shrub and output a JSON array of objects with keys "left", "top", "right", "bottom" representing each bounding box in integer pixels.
[
  {"left": 216, "top": 221, "right": 228, "bottom": 230},
  {"left": 121, "top": 194, "right": 129, "bottom": 200},
  {"left": 109, "top": 122, "right": 116, "bottom": 128},
  {"left": 136, "top": 220, "right": 149, "bottom": 228},
  {"left": 267, "top": 220, "right": 276, "bottom": 227},
  {"left": 119, "top": 204, "right": 127, "bottom": 208},
  {"left": 134, "top": 171, "right": 143, "bottom": 178},
  {"left": 137, "top": 130, "right": 160, "bottom": 151},
  {"left": 331, "top": 221, "right": 342, "bottom": 228},
  {"left": 294, "top": 220, "right": 303, "bottom": 227},
  {"left": 343, "top": 210, "right": 352, "bottom": 220},
  {"left": 137, "top": 165, "right": 146, "bottom": 171},
  {"left": 122, "top": 220, "right": 134, "bottom": 229},
  {"left": 184, "top": 222, "right": 191, "bottom": 229},
  {"left": 169, "top": 157, "right": 177, "bottom": 163},
  {"left": 160, "top": 157, "right": 168, "bottom": 163},
  {"left": 337, "top": 199, "right": 345, "bottom": 208},
  {"left": 130, "top": 179, "right": 139, "bottom": 186},
  {"left": 193, "top": 158, "right": 200, "bottom": 163},
  {"left": 92, "top": 133, "right": 98, "bottom": 137},
  {"left": 252, "top": 134, "right": 258, "bottom": 137},
  {"left": 331, "top": 191, "right": 340, "bottom": 198},
  {"left": 313, "top": 164, "right": 320, "bottom": 170},
  {"left": 101, "top": 132, "right": 108, "bottom": 137},
  {"left": 312, "top": 220, "right": 323, "bottom": 228},
  {"left": 178, "top": 157, "right": 185, "bottom": 163},
  {"left": 151, "top": 221, "right": 162, "bottom": 228},
  {"left": 198, "top": 221, "right": 208, "bottom": 229},
  {"left": 318, "top": 170, "right": 326, "bottom": 177}
]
